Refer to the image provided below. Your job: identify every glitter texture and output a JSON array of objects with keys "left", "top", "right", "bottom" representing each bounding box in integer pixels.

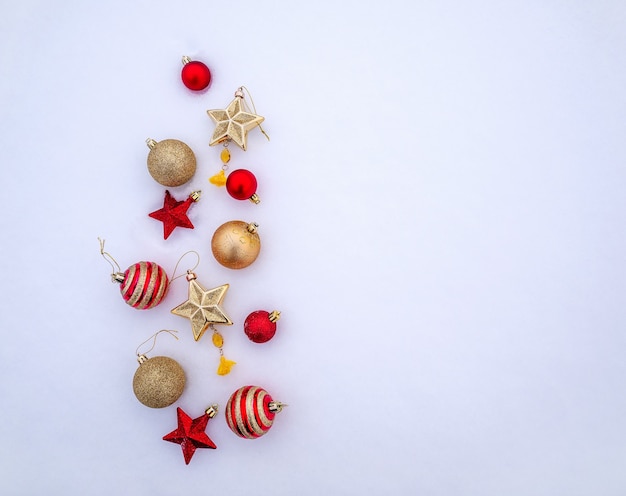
[
  {"left": 207, "top": 97, "right": 264, "bottom": 151},
  {"left": 132, "top": 356, "right": 185, "bottom": 408},
  {"left": 147, "top": 139, "right": 196, "bottom": 187},
  {"left": 163, "top": 407, "right": 217, "bottom": 465}
]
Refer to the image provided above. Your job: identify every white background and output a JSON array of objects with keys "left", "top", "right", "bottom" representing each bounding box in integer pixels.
[{"left": 1, "top": 1, "right": 625, "bottom": 494}]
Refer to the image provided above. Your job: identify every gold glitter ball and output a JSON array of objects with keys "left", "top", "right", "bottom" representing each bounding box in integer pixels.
[
  {"left": 132, "top": 356, "right": 185, "bottom": 408},
  {"left": 211, "top": 221, "right": 261, "bottom": 270},
  {"left": 146, "top": 138, "right": 196, "bottom": 187}
]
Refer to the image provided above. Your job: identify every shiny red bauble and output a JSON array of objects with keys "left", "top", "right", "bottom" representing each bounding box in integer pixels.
[
  {"left": 244, "top": 310, "right": 279, "bottom": 343},
  {"left": 226, "top": 169, "right": 258, "bottom": 201},
  {"left": 181, "top": 60, "right": 212, "bottom": 91}
]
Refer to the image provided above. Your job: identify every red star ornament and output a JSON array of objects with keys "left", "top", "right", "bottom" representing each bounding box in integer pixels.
[
  {"left": 149, "top": 190, "right": 201, "bottom": 239},
  {"left": 163, "top": 406, "right": 217, "bottom": 465}
]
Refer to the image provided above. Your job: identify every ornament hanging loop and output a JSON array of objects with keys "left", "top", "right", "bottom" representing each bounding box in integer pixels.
[
  {"left": 98, "top": 238, "right": 123, "bottom": 282},
  {"left": 171, "top": 250, "right": 201, "bottom": 283},
  {"left": 136, "top": 329, "right": 179, "bottom": 359},
  {"left": 238, "top": 86, "right": 270, "bottom": 142}
]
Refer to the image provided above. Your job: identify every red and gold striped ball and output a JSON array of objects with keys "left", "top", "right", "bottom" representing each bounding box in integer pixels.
[
  {"left": 120, "top": 261, "right": 169, "bottom": 309},
  {"left": 225, "top": 386, "right": 277, "bottom": 439}
]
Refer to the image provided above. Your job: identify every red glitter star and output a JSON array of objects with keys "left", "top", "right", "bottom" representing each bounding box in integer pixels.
[
  {"left": 149, "top": 190, "right": 200, "bottom": 239},
  {"left": 163, "top": 407, "right": 217, "bottom": 465}
]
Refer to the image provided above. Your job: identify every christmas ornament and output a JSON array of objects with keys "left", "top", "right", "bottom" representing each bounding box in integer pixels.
[
  {"left": 163, "top": 405, "right": 218, "bottom": 464},
  {"left": 146, "top": 138, "right": 196, "bottom": 187},
  {"left": 225, "top": 386, "right": 285, "bottom": 439},
  {"left": 181, "top": 55, "right": 211, "bottom": 91},
  {"left": 244, "top": 310, "right": 280, "bottom": 343},
  {"left": 149, "top": 190, "right": 201, "bottom": 239},
  {"left": 226, "top": 169, "right": 260, "bottom": 203},
  {"left": 207, "top": 87, "right": 266, "bottom": 151},
  {"left": 207, "top": 87, "right": 268, "bottom": 203},
  {"left": 171, "top": 270, "right": 236, "bottom": 375},
  {"left": 99, "top": 239, "right": 168, "bottom": 310},
  {"left": 132, "top": 330, "right": 185, "bottom": 408},
  {"left": 211, "top": 221, "right": 261, "bottom": 269}
]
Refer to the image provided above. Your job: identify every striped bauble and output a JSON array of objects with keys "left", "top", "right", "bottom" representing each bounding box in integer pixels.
[
  {"left": 225, "top": 386, "right": 281, "bottom": 439},
  {"left": 119, "top": 261, "right": 169, "bottom": 309}
]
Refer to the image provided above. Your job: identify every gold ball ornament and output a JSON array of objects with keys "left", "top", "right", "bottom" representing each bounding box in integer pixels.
[
  {"left": 211, "top": 221, "right": 261, "bottom": 269},
  {"left": 146, "top": 138, "right": 196, "bottom": 187},
  {"left": 132, "top": 355, "right": 186, "bottom": 408}
]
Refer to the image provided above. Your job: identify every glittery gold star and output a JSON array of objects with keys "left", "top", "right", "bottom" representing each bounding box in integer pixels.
[
  {"left": 207, "top": 96, "right": 264, "bottom": 151},
  {"left": 171, "top": 272, "right": 232, "bottom": 341}
]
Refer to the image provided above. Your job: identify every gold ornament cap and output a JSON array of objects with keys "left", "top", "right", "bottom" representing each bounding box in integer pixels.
[
  {"left": 205, "top": 404, "right": 219, "bottom": 418},
  {"left": 211, "top": 220, "right": 261, "bottom": 270},
  {"left": 268, "top": 401, "right": 287, "bottom": 413},
  {"left": 146, "top": 138, "right": 197, "bottom": 187},
  {"left": 269, "top": 310, "right": 281, "bottom": 323}
]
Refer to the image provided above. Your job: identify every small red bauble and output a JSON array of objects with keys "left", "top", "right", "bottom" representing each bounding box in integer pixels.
[
  {"left": 226, "top": 169, "right": 259, "bottom": 203},
  {"left": 244, "top": 310, "right": 280, "bottom": 343},
  {"left": 181, "top": 57, "right": 212, "bottom": 91}
]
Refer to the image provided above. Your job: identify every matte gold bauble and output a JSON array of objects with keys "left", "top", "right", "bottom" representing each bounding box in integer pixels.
[
  {"left": 132, "top": 355, "right": 185, "bottom": 408},
  {"left": 211, "top": 221, "right": 261, "bottom": 269},
  {"left": 146, "top": 138, "right": 196, "bottom": 187}
]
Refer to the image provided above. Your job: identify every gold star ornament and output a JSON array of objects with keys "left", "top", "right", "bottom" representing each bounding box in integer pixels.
[
  {"left": 171, "top": 271, "right": 233, "bottom": 341},
  {"left": 207, "top": 89, "right": 265, "bottom": 151}
]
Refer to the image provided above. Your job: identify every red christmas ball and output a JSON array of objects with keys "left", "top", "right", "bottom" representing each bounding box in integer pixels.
[
  {"left": 181, "top": 60, "right": 211, "bottom": 91},
  {"left": 118, "top": 261, "right": 169, "bottom": 309},
  {"left": 225, "top": 386, "right": 284, "bottom": 439},
  {"left": 226, "top": 169, "right": 258, "bottom": 201},
  {"left": 244, "top": 310, "right": 279, "bottom": 343}
]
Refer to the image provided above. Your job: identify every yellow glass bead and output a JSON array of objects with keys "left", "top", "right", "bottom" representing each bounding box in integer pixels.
[
  {"left": 220, "top": 148, "right": 231, "bottom": 164},
  {"left": 212, "top": 332, "right": 224, "bottom": 348},
  {"left": 209, "top": 169, "right": 227, "bottom": 187}
]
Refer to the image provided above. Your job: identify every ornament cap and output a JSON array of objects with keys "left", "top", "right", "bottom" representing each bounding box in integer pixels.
[
  {"left": 137, "top": 354, "right": 149, "bottom": 364},
  {"left": 246, "top": 222, "right": 259, "bottom": 234},
  {"left": 269, "top": 310, "right": 281, "bottom": 323},
  {"left": 249, "top": 193, "right": 261, "bottom": 204},
  {"left": 234, "top": 87, "right": 244, "bottom": 98},
  {"left": 190, "top": 190, "right": 202, "bottom": 202},
  {"left": 112, "top": 272, "right": 125, "bottom": 283},
  {"left": 205, "top": 404, "right": 219, "bottom": 418},
  {"left": 182, "top": 55, "right": 191, "bottom": 65},
  {"left": 146, "top": 138, "right": 157, "bottom": 149},
  {"left": 185, "top": 270, "right": 197, "bottom": 282},
  {"left": 268, "top": 401, "right": 287, "bottom": 413}
]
